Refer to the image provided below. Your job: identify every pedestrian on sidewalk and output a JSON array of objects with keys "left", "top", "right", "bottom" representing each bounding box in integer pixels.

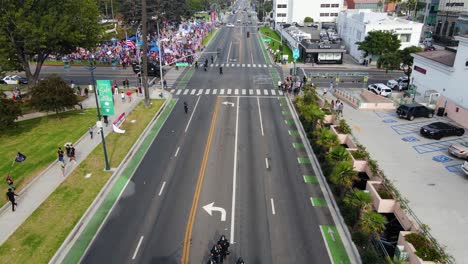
[
  {"left": 65, "top": 143, "right": 71, "bottom": 157},
  {"left": 338, "top": 102, "right": 344, "bottom": 117},
  {"left": 57, "top": 147, "right": 65, "bottom": 163},
  {"left": 163, "top": 79, "right": 167, "bottom": 89},
  {"left": 84, "top": 87, "right": 89, "bottom": 98},
  {"left": 323, "top": 87, "right": 328, "bottom": 96},
  {"left": 6, "top": 188, "right": 18, "bottom": 212},
  {"left": 138, "top": 86, "right": 142, "bottom": 96},
  {"left": 126, "top": 89, "right": 132, "bottom": 102},
  {"left": 69, "top": 145, "right": 76, "bottom": 163},
  {"left": 60, "top": 162, "right": 66, "bottom": 177},
  {"left": 121, "top": 91, "right": 125, "bottom": 103},
  {"left": 103, "top": 115, "right": 109, "bottom": 127},
  {"left": 5, "top": 174, "right": 15, "bottom": 190},
  {"left": 89, "top": 127, "right": 94, "bottom": 139}
]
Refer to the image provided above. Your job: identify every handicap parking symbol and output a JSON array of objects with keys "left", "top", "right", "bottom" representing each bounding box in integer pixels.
[
  {"left": 432, "top": 155, "right": 453, "bottom": 163},
  {"left": 402, "top": 136, "right": 420, "bottom": 142},
  {"left": 383, "top": 119, "right": 397, "bottom": 123}
]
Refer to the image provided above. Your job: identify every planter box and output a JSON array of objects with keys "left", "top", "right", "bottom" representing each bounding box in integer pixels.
[
  {"left": 366, "top": 181, "right": 396, "bottom": 213},
  {"left": 397, "top": 231, "right": 438, "bottom": 264},
  {"left": 323, "top": 114, "right": 336, "bottom": 124},
  {"left": 347, "top": 148, "right": 368, "bottom": 172},
  {"left": 394, "top": 203, "right": 418, "bottom": 232},
  {"left": 365, "top": 165, "right": 381, "bottom": 181},
  {"left": 330, "top": 125, "right": 357, "bottom": 148}
]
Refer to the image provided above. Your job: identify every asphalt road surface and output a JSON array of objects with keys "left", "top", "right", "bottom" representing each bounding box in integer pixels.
[{"left": 81, "top": 5, "right": 347, "bottom": 264}]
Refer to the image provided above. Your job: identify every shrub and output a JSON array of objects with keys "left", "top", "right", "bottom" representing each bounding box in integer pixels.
[
  {"left": 321, "top": 107, "right": 332, "bottom": 115},
  {"left": 368, "top": 159, "right": 379, "bottom": 175},
  {"left": 377, "top": 188, "right": 393, "bottom": 199},
  {"left": 336, "top": 119, "right": 352, "bottom": 134},
  {"left": 361, "top": 247, "right": 384, "bottom": 264},
  {"left": 351, "top": 149, "right": 368, "bottom": 160},
  {"left": 304, "top": 16, "right": 314, "bottom": 23},
  {"left": 338, "top": 202, "right": 358, "bottom": 227},
  {"left": 405, "top": 233, "right": 443, "bottom": 262},
  {"left": 352, "top": 230, "right": 370, "bottom": 248}
]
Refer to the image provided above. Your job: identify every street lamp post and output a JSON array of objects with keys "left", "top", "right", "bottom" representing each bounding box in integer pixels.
[
  {"left": 156, "top": 21, "right": 164, "bottom": 89},
  {"left": 85, "top": 64, "right": 110, "bottom": 170}
]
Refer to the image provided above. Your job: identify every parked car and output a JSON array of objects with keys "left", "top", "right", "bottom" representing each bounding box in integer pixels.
[
  {"left": 368, "top": 83, "right": 392, "bottom": 97},
  {"left": 0, "top": 79, "right": 6, "bottom": 84},
  {"left": 448, "top": 141, "right": 468, "bottom": 159},
  {"left": 2, "top": 75, "right": 28, "bottom": 85},
  {"left": 462, "top": 161, "right": 468, "bottom": 176},
  {"left": 420, "top": 122, "right": 465, "bottom": 140},
  {"left": 396, "top": 103, "right": 434, "bottom": 120},
  {"left": 387, "top": 76, "right": 409, "bottom": 91},
  {"left": 226, "top": 23, "right": 235, "bottom": 27}
]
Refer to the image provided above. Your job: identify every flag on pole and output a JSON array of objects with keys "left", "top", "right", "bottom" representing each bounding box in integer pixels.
[
  {"left": 126, "top": 40, "right": 135, "bottom": 50},
  {"left": 15, "top": 152, "right": 26, "bottom": 162}
]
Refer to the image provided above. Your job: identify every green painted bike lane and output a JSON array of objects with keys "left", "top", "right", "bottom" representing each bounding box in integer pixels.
[
  {"left": 62, "top": 99, "right": 177, "bottom": 263},
  {"left": 320, "top": 225, "right": 351, "bottom": 264},
  {"left": 256, "top": 30, "right": 282, "bottom": 87}
]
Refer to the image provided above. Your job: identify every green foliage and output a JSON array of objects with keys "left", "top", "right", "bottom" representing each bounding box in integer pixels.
[
  {"left": 336, "top": 119, "right": 352, "bottom": 134},
  {"left": 0, "top": 0, "right": 101, "bottom": 84},
  {"left": 188, "top": 0, "right": 205, "bottom": 13},
  {"left": 405, "top": 233, "right": 444, "bottom": 262},
  {"left": 29, "top": 75, "right": 78, "bottom": 115},
  {"left": 399, "top": 46, "right": 423, "bottom": 77},
  {"left": 0, "top": 96, "right": 22, "bottom": 131},
  {"left": 356, "top": 30, "right": 401, "bottom": 57},
  {"left": 377, "top": 188, "right": 393, "bottom": 199},
  {"left": 338, "top": 201, "right": 358, "bottom": 227},
  {"left": 344, "top": 189, "right": 372, "bottom": 212},
  {"left": 314, "top": 127, "right": 339, "bottom": 150},
  {"left": 377, "top": 51, "right": 401, "bottom": 73},
  {"left": 330, "top": 161, "right": 358, "bottom": 197},
  {"left": 368, "top": 159, "right": 379, "bottom": 175},
  {"left": 351, "top": 230, "right": 369, "bottom": 248},
  {"left": 304, "top": 16, "right": 314, "bottom": 23},
  {"left": 327, "top": 146, "right": 350, "bottom": 163},
  {"left": 359, "top": 211, "right": 387, "bottom": 235},
  {"left": 361, "top": 247, "right": 384, "bottom": 264}
]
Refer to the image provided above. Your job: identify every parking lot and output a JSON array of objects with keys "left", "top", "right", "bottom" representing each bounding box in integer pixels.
[{"left": 337, "top": 104, "right": 468, "bottom": 261}]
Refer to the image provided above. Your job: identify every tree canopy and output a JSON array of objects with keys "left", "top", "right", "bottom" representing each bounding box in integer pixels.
[
  {"left": 29, "top": 75, "right": 78, "bottom": 115},
  {"left": 0, "top": 94, "right": 22, "bottom": 131},
  {"left": 0, "top": 0, "right": 101, "bottom": 85},
  {"left": 356, "top": 30, "right": 401, "bottom": 58},
  {"left": 399, "top": 46, "right": 423, "bottom": 77}
]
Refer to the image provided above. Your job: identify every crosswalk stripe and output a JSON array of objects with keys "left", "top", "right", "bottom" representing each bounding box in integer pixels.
[
  {"left": 210, "top": 64, "right": 214, "bottom": 67},
  {"left": 271, "top": 89, "right": 276, "bottom": 95},
  {"left": 242, "top": 64, "right": 245, "bottom": 67},
  {"left": 263, "top": 64, "right": 267, "bottom": 68},
  {"left": 234, "top": 89, "right": 239, "bottom": 95},
  {"left": 227, "top": 89, "right": 232, "bottom": 95},
  {"left": 213, "top": 89, "right": 218, "bottom": 95},
  {"left": 221, "top": 64, "right": 224, "bottom": 67},
  {"left": 216, "top": 64, "right": 219, "bottom": 67},
  {"left": 236, "top": 64, "right": 240, "bottom": 67},
  {"left": 242, "top": 89, "right": 246, "bottom": 95},
  {"left": 183, "top": 89, "right": 189, "bottom": 95},
  {"left": 176, "top": 90, "right": 182, "bottom": 95},
  {"left": 269, "top": 65, "right": 273, "bottom": 68},
  {"left": 220, "top": 89, "right": 225, "bottom": 95},
  {"left": 190, "top": 89, "right": 196, "bottom": 95},
  {"left": 247, "top": 64, "right": 251, "bottom": 67},
  {"left": 253, "top": 64, "right": 257, "bottom": 67},
  {"left": 249, "top": 89, "right": 254, "bottom": 95},
  {"left": 205, "top": 89, "right": 210, "bottom": 94},
  {"left": 231, "top": 64, "right": 235, "bottom": 67},
  {"left": 256, "top": 89, "right": 261, "bottom": 95},
  {"left": 198, "top": 89, "right": 203, "bottom": 95},
  {"left": 264, "top": 89, "right": 269, "bottom": 95},
  {"left": 170, "top": 89, "right": 175, "bottom": 94},
  {"left": 279, "top": 90, "right": 284, "bottom": 95}
]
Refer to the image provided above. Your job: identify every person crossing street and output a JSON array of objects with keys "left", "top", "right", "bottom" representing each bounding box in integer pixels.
[{"left": 184, "top": 101, "right": 188, "bottom": 114}]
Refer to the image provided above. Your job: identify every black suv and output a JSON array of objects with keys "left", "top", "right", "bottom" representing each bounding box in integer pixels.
[{"left": 396, "top": 103, "right": 435, "bottom": 121}]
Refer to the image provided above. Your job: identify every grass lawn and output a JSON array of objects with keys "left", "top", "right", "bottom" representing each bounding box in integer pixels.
[
  {"left": 202, "top": 28, "right": 218, "bottom": 46},
  {"left": 259, "top": 26, "right": 294, "bottom": 62},
  {"left": 0, "top": 110, "right": 96, "bottom": 194},
  {"left": 0, "top": 99, "right": 164, "bottom": 263}
]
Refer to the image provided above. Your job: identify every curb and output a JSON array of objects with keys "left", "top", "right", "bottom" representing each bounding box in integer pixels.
[
  {"left": 49, "top": 98, "right": 172, "bottom": 264},
  {"left": 285, "top": 96, "right": 362, "bottom": 263}
]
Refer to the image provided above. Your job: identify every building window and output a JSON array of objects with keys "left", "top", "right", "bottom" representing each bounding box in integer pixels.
[
  {"left": 330, "top": 13, "right": 339, "bottom": 16},
  {"left": 277, "top": 4, "right": 287, "bottom": 8},
  {"left": 331, "top": 4, "right": 340, "bottom": 7},
  {"left": 277, "top": 13, "right": 286, "bottom": 17},
  {"left": 448, "top": 22, "right": 456, "bottom": 37},
  {"left": 320, "top": 13, "right": 330, "bottom": 16},
  {"left": 320, "top": 4, "right": 331, "bottom": 7},
  {"left": 442, "top": 21, "right": 449, "bottom": 36},
  {"left": 400, "top": 34, "right": 411, "bottom": 42}
]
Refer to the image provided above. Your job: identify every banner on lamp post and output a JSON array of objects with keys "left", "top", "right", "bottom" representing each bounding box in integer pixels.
[{"left": 96, "top": 80, "right": 115, "bottom": 116}]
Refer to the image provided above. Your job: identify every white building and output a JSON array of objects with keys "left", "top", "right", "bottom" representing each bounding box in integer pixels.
[
  {"left": 272, "top": 0, "right": 344, "bottom": 24},
  {"left": 411, "top": 35, "right": 468, "bottom": 128},
  {"left": 337, "top": 10, "right": 424, "bottom": 63}
]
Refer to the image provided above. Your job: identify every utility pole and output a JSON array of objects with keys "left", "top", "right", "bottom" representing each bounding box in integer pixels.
[{"left": 141, "top": 0, "right": 150, "bottom": 107}]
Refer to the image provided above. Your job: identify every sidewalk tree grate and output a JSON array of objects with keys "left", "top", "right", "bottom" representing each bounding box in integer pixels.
[
  {"left": 297, "top": 157, "right": 311, "bottom": 164},
  {"left": 303, "top": 175, "right": 318, "bottom": 184},
  {"left": 284, "top": 119, "right": 294, "bottom": 125},
  {"left": 310, "top": 197, "right": 326, "bottom": 207},
  {"left": 292, "top": 142, "right": 304, "bottom": 148},
  {"left": 288, "top": 130, "right": 300, "bottom": 136}
]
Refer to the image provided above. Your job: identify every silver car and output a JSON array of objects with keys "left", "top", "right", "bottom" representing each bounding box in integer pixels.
[
  {"left": 462, "top": 161, "right": 468, "bottom": 176},
  {"left": 448, "top": 141, "right": 468, "bottom": 159}
]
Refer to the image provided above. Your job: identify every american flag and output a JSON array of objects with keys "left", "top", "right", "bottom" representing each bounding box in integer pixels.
[{"left": 126, "top": 40, "right": 135, "bottom": 49}]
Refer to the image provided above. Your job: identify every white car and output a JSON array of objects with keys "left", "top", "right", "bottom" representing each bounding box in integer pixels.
[
  {"left": 2, "top": 75, "right": 28, "bottom": 85},
  {"left": 226, "top": 23, "right": 235, "bottom": 27},
  {"left": 368, "top": 83, "right": 392, "bottom": 97},
  {"left": 387, "top": 76, "right": 409, "bottom": 91}
]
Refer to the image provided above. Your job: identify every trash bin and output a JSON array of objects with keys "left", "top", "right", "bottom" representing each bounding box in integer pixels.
[{"left": 437, "top": 107, "right": 445, "bottom": 117}]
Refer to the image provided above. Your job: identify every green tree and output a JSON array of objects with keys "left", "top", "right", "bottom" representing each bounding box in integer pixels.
[
  {"left": 188, "top": 0, "right": 205, "bottom": 12},
  {"left": 0, "top": 94, "right": 22, "bottom": 131},
  {"left": 314, "top": 128, "right": 339, "bottom": 151},
  {"left": 344, "top": 189, "right": 372, "bottom": 230},
  {"left": 29, "top": 75, "right": 78, "bottom": 116},
  {"left": 327, "top": 146, "right": 350, "bottom": 163},
  {"left": 377, "top": 51, "right": 401, "bottom": 73},
  {"left": 399, "top": 46, "right": 423, "bottom": 78},
  {"left": 329, "top": 161, "right": 358, "bottom": 198},
  {"left": 356, "top": 30, "right": 401, "bottom": 59},
  {"left": 0, "top": 0, "right": 101, "bottom": 85},
  {"left": 304, "top": 17, "right": 314, "bottom": 23},
  {"left": 359, "top": 211, "right": 387, "bottom": 235}
]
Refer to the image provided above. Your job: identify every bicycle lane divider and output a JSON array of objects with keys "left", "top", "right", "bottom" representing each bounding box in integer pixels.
[{"left": 62, "top": 99, "right": 177, "bottom": 263}]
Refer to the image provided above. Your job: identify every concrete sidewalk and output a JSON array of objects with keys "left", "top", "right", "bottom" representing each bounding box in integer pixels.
[{"left": 0, "top": 93, "right": 146, "bottom": 245}]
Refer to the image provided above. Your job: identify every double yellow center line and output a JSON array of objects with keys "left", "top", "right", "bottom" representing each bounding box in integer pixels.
[{"left": 181, "top": 97, "right": 220, "bottom": 263}]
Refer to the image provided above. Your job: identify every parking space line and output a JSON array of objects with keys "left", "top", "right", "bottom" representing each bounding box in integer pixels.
[
  {"left": 446, "top": 163, "right": 464, "bottom": 173},
  {"left": 412, "top": 137, "right": 468, "bottom": 154},
  {"left": 390, "top": 120, "right": 442, "bottom": 135}
]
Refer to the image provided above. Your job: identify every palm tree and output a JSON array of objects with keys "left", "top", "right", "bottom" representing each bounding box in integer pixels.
[
  {"left": 359, "top": 211, "right": 387, "bottom": 235},
  {"left": 327, "top": 146, "right": 350, "bottom": 163},
  {"left": 329, "top": 161, "right": 358, "bottom": 199},
  {"left": 344, "top": 189, "right": 372, "bottom": 230},
  {"left": 314, "top": 127, "right": 339, "bottom": 151},
  {"left": 301, "top": 103, "right": 325, "bottom": 129}
]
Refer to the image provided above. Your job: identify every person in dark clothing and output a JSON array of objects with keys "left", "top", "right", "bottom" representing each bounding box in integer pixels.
[
  {"left": 57, "top": 147, "right": 65, "bottom": 163},
  {"left": 219, "top": 66, "right": 223, "bottom": 74},
  {"left": 217, "top": 235, "right": 230, "bottom": 260},
  {"left": 184, "top": 101, "right": 188, "bottom": 114},
  {"left": 65, "top": 144, "right": 71, "bottom": 157},
  {"left": 163, "top": 79, "right": 167, "bottom": 89},
  {"left": 211, "top": 55, "right": 214, "bottom": 63},
  {"left": 69, "top": 145, "right": 76, "bottom": 162},
  {"left": 236, "top": 257, "right": 245, "bottom": 264},
  {"left": 84, "top": 87, "right": 89, "bottom": 98},
  {"left": 103, "top": 115, "right": 109, "bottom": 127},
  {"left": 210, "top": 244, "right": 222, "bottom": 263},
  {"left": 6, "top": 188, "right": 18, "bottom": 211}
]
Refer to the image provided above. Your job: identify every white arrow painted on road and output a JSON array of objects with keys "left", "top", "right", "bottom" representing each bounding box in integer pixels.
[
  {"left": 328, "top": 227, "right": 335, "bottom": 242},
  {"left": 222, "top": 101, "right": 235, "bottom": 107},
  {"left": 203, "top": 202, "right": 226, "bottom": 222}
]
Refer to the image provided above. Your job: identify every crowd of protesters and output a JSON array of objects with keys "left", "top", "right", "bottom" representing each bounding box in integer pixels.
[{"left": 57, "top": 20, "right": 214, "bottom": 67}]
